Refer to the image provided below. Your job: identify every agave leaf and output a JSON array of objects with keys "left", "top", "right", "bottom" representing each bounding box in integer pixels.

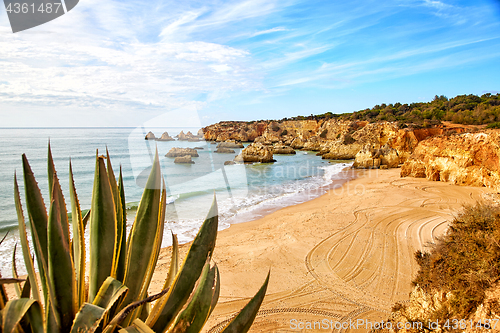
[
  {"left": 116, "top": 166, "right": 127, "bottom": 282},
  {"left": 11, "top": 244, "right": 22, "bottom": 298},
  {"left": 31, "top": 213, "right": 61, "bottom": 332},
  {"left": 219, "top": 271, "right": 270, "bottom": 333},
  {"left": 208, "top": 265, "right": 221, "bottom": 319},
  {"left": 147, "top": 195, "right": 218, "bottom": 333},
  {"left": 165, "top": 232, "right": 179, "bottom": 290},
  {"left": 2, "top": 298, "right": 44, "bottom": 333},
  {"left": 102, "top": 288, "right": 169, "bottom": 333},
  {"left": 70, "top": 303, "right": 106, "bottom": 333},
  {"left": 106, "top": 149, "right": 124, "bottom": 279},
  {"left": 21, "top": 276, "right": 31, "bottom": 299},
  {"left": 0, "top": 278, "right": 25, "bottom": 285},
  {"left": 69, "top": 161, "right": 86, "bottom": 307},
  {"left": 48, "top": 173, "right": 77, "bottom": 331},
  {"left": 168, "top": 261, "right": 218, "bottom": 333},
  {"left": 14, "top": 173, "right": 41, "bottom": 302},
  {"left": 83, "top": 209, "right": 91, "bottom": 230},
  {"left": 147, "top": 232, "right": 178, "bottom": 324},
  {"left": 92, "top": 276, "right": 129, "bottom": 324},
  {"left": 121, "top": 149, "right": 162, "bottom": 316},
  {"left": 119, "top": 319, "right": 155, "bottom": 333},
  {"left": 89, "top": 152, "right": 117, "bottom": 302}
]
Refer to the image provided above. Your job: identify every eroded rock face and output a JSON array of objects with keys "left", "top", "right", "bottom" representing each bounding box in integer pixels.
[
  {"left": 176, "top": 130, "right": 199, "bottom": 141},
  {"left": 272, "top": 144, "right": 296, "bottom": 154},
  {"left": 174, "top": 155, "right": 195, "bottom": 164},
  {"left": 353, "top": 145, "right": 400, "bottom": 169},
  {"left": 234, "top": 143, "right": 275, "bottom": 163},
  {"left": 166, "top": 148, "right": 199, "bottom": 157},
  {"left": 157, "top": 132, "right": 175, "bottom": 141},
  {"left": 400, "top": 132, "right": 500, "bottom": 188},
  {"left": 214, "top": 147, "right": 236, "bottom": 154},
  {"left": 217, "top": 141, "right": 244, "bottom": 148},
  {"left": 145, "top": 131, "right": 156, "bottom": 140}
]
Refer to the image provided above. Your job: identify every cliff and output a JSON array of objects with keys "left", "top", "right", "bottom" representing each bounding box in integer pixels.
[
  {"left": 203, "top": 120, "right": 468, "bottom": 170},
  {"left": 401, "top": 131, "right": 500, "bottom": 188}
]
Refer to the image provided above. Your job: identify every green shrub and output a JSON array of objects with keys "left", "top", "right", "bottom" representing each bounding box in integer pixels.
[{"left": 413, "top": 203, "right": 500, "bottom": 318}]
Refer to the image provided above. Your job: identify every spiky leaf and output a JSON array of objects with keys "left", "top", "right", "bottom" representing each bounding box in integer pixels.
[
  {"left": 220, "top": 271, "right": 270, "bottom": 333},
  {"left": 69, "top": 161, "right": 86, "bottom": 307},
  {"left": 147, "top": 195, "right": 218, "bottom": 332},
  {"left": 121, "top": 150, "right": 162, "bottom": 315},
  {"left": 89, "top": 153, "right": 117, "bottom": 302},
  {"left": 2, "top": 298, "right": 44, "bottom": 333},
  {"left": 48, "top": 173, "right": 77, "bottom": 331},
  {"left": 14, "top": 174, "right": 41, "bottom": 301},
  {"left": 168, "top": 262, "right": 219, "bottom": 333}
]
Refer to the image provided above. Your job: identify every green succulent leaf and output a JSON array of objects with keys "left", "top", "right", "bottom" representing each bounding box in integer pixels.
[
  {"left": 119, "top": 319, "right": 155, "bottom": 333},
  {"left": 220, "top": 270, "right": 270, "bottom": 333},
  {"left": 106, "top": 148, "right": 124, "bottom": 280},
  {"left": 2, "top": 298, "right": 44, "bottom": 333},
  {"left": 121, "top": 149, "right": 162, "bottom": 319},
  {"left": 14, "top": 173, "right": 41, "bottom": 301},
  {"left": 168, "top": 262, "right": 219, "bottom": 333},
  {"left": 69, "top": 161, "right": 86, "bottom": 307},
  {"left": 116, "top": 166, "right": 127, "bottom": 282},
  {"left": 70, "top": 303, "right": 106, "bottom": 333},
  {"left": 11, "top": 244, "right": 22, "bottom": 298},
  {"left": 89, "top": 152, "right": 118, "bottom": 302},
  {"left": 147, "top": 195, "right": 218, "bottom": 333},
  {"left": 47, "top": 173, "right": 77, "bottom": 331},
  {"left": 21, "top": 276, "right": 31, "bottom": 299}
]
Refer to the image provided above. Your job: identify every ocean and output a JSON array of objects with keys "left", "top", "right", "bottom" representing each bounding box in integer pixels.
[{"left": 0, "top": 127, "right": 352, "bottom": 275}]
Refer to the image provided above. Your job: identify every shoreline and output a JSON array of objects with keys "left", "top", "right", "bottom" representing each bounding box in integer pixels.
[{"left": 150, "top": 168, "right": 495, "bottom": 333}]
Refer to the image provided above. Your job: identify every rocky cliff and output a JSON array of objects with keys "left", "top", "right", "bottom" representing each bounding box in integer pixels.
[
  {"left": 401, "top": 131, "right": 500, "bottom": 188},
  {"left": 203, "top": 120, "right": 467, "bottom": 169}
]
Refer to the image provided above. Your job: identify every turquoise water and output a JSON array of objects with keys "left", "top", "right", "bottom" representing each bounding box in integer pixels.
[{"left": 0, "top": 127, "right": 352, "bottom": 274}]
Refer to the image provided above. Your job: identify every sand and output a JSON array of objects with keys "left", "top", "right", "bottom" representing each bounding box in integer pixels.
[{"left": 151, "top": 168, "right": 496, "bottom": 333}]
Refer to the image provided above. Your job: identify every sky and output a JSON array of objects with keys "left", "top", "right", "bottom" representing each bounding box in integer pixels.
[{"left": 0, "top": 0, "right": 499, "bottom": 127}]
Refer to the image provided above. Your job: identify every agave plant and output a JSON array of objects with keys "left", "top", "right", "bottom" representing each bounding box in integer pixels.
[{"left": 0, "top": 145, "right": 269, "bottom": 333}]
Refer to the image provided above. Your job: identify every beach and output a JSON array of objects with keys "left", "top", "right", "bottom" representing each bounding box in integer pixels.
[{"left": 150, "top": 168, "right": 496, "bottom": 333}]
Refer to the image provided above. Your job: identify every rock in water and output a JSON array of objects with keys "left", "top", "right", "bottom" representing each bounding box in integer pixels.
[
  {"left": 215, "top": 148, "right": 236, "bottom": 154},
  {"left": 234, "top": 143, "right": 275, "bottom": 163},
  {"left": 174, "top": 155, "right": 195, "bottom": 164},
  {"left": 145, "top": 131, "right": 156, "bottom": 140},
  {"left": 166, "top": 147, "right": 199, "bottom": 157},
  {"left": 272, "top": 144, "right": 296, "bottom": 154},
  {"left": 157, "top": 132, "right": 175, "bottom": 141},
  {"left": 217, "top": 140, "right": 244, "bottom": 148}
]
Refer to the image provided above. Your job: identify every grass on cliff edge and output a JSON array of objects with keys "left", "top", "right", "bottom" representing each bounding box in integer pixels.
[{"left": 413, "top": 203, "right": 500, "bottom": 318}]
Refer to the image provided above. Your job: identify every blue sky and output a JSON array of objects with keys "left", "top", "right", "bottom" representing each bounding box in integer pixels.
[{"left": 0, "top": 0, "right": 499, "bottom": 127}]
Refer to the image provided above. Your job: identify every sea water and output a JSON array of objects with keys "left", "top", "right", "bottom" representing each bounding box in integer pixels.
[{"left": 0, "top": 127, "right": 352, "bottom": 275}]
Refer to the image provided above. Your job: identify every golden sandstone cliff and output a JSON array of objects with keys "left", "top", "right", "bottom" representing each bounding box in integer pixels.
[{"left": 202, "top": 119, "right": 500, "bottom": 189}]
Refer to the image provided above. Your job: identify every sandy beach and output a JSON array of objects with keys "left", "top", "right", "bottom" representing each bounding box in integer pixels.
[{"left": 150, "top": 168, "right": 496, "bottom": 333}]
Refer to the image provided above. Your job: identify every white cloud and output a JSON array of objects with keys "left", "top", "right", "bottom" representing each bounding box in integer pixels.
[{"left": 0, "top": 1, "right": 259, "bottom": 114}]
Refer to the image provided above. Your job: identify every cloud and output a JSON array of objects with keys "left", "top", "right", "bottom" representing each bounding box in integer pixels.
[{"left": 250, "top": 27, "right": 288, "bottom": 37}]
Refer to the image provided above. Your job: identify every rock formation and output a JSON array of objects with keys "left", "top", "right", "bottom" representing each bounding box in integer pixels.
[
  {"left": 214, "top": 148, "right": 235, "bottom": 154},
  {"left": 272, "top": 144, "right": 296, "bottom": 154},
  {"left": 157, "top": 131, "right": 175, "bottom": 141},
  {"left": 166, "top": 147, "right": 199, "bottom": 158},
  {"left": 176, "top": 130, "right": 200, "bottom": 141},
  {"left": 234, "top": 143, "right": 275, "bottom": 163},
  {"left": 401, "top": 131, "right": 500, "bottom": 188},
  {"left": 353, "top": 145, "right": 400, "bottom": 169},
  {"left": 174, "top": 155, "right": 195, "bottom": 164},
  {"left": 217, "top": 141, "right": 244, "bottom": 148},
  {"left": 145, "top": 131, "right": 156, "bottom": 140}
]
